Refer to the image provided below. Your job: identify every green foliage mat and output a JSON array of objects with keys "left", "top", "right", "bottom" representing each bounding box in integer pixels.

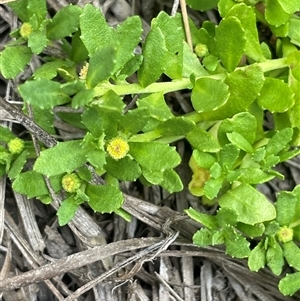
[{"left": 0, "top": 0, "right": 300, "bottom": 298}]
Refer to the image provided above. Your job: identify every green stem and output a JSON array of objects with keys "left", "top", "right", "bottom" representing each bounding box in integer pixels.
[
  {"left": 254, "top": 58, "right": 288, "bottom": 73},
  {"left": 290, "top": 219, "right": 300, "bottom": 229},
  {"left": 94, "top": 78, "right": 193, "bottom": 96},
  {"left": 94, "top": 58, "right": 289, "bottom": 97}
]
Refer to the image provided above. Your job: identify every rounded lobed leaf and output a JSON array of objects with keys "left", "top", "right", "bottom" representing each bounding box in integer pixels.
[
  {"left": 47, "top": 5, "right": 82, "bottom": 40},
  {"left": 86, "top": 184, "right": 123, "bottom": 213},
  {"left": 57, "top": 196, "right": 79, "bottom": 226},
  {"left": 191, "top": 78, "right": 229, "bottom": 113},
  {"left": 138, "top": 27, "right": 167, "bottom": 87},
  {"left": 19, "top": 78, "right": 71, "bottom": 109},
  {"left": 279, "top": 272, "right": 300, "bottom": 296},
  {"left": 257, "top": 78, "right": 295, "bottom": 112},
  {"left": 215, "top": 16, "right": 246, "bottom": 72},
  {"left": 218, "top": 183, "right": 276, "bottom": 225},
  {"left": 0, "top": 46, "right": 32, "bottom": 79},
  {"left": 129, "top": 141, "right": 181, "bottom": 171},
  {"left": 34, "top": 140, "right": 87, "bottom": 177}
]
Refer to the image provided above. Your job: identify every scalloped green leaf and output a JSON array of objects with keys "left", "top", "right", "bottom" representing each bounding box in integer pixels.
[
  {"left": 236, "top": 222, "right": 265, "bottom": 238},
  {"left": 276, "top": 191, "right": 298, "bottom": 226},
  {"left": 81, "top": 107, "right": 103, "bottom": 137},
  {"left": 152, "top": 12, "right": 184, "bottom": 79},
  {"left": 266, "top": 241, "right": 284, "bottom": 276},
  {"left": 12, "top": 171, "right": 61, "bottom": 198},
  {"left": 0, "top": 126, "right": 16, "bottom": 143},
  {"left": 219, "top": 144, "right": 239, "bottom": 170},
  {"left": 227, "top": 168, "right": 275, "bottom": 185},
  {"left": 218, "top": 0, "right": 236, "bottom": 17},
  {"left": 191, "top": 78, "right": 229, "bottom": 112},
  {"left": 216, "top": 208, "right": 238, "bottom": 227},
  {"left": 160, "top": 169, "right": 183, "bottom": 193},
  {"left": 80, "top": 4, "right": 113, "bottom": 55},
  {"left": 288, "top": 16, "right": 300, "bottom": 47},
  {"left": 129, "top": 142, "right": 181, "bottom": 171},
  {"left": 27, "top": 0, "right": 47, "bottom": 21},
  {"left": 137, "top": 92, "right": 173, "bottom": 121},
  {"left": 157, "top": 117, "right": 195, "bottom": 136},
  {"left": 257, "top": 78, "right": 294, "bottom": 113},
  {"left": 86, "top": 184, "right": 123, "bottom": 213},
  {"left": 185, "top": 207, "right": 218, "bottom": 230},
  {"left": 71, "top": 88, "right": 95, "bottom": 109},
  {"left": 218, "top": 112, "right": 257, "bottom": 146},
  {"left": 57, "top": 196, "right": 79, "bottom": 226},
  {"left": 248, "top": 240, "right": 266, "bottom": 271},
  {"left": 266, "top": 128, "right": 293, "bottom": 156},
  {"left": 8, "top": 0, "right": 29, "bottom": 22},
  {"left": 142, "top": 169, "right": 164, "bottom": 185},
  {"left": 19, "top": 78, "right": 71, "bottom": 109},
  {"left": 86, "top": 150, "right": 106, "bottom": 170},
  {"left": 226, "top": 132, "right": 254, "bottom": 153},
  {"left": 120, "top": 107, "right": 149, "bottom": 134},
  {"left": 119, "top": 54, "right": 143, "bottom": 78},
  {"left": 186, "top": 0, "right": 219, "bottom": 11},
  {"left": 192, "top": 150, "right": 216, "bottom": 170},
  {"left": 279, "top": 272, "right": 300, "bottom": 296},
  {"left": 202, "top": 64, "right": 264, "bottom": 120},
  {"left": 27, "top": 19, "right": 49, "bottom": 54},
  {"left": 219, "top": 183, "right": 276, "bottom": 225},
  {"left": 204, "top": 177, "right": 224, "bottom": 200},
  {"left": 277, "top": 0, "right": 300, "bottom": 14},
  {"left": 0, "top": 46, "right": 32, "bottom": 79},
  {"left": 34, "top": 140, "right": 87, "bottom": 176},
  {"left": 186, "top": 127, "right": 220, "bottom": 152},
  {"left": 182, "top": 42, "right": 208, "bottom": 77},
  {"left": 215, "top": 16, "right": 246, "bottom": 72},
  {"left": 193, "top": 228, "right": 215, "bottom": 246},
  {"left": 138, "top": 26, "right": 167, "bottom": 87},
  {"left": 283, "top": 241, "right": 300, "bottom": 271},
  {"left": 224, "top": 227, "right": 250, "bottom": 258},
  {"left": 226, "top": 3, "right": 265, "bottom": 61},
  {"left": 265, "top": 0, "right": 291, "bottom": 27},
  {"left": 47, "top": 5, "right": 82, "bottom": 40},
  {"left": 8, "top": 150, "right": 30, "bottom": 180},
  {"left": 33, "top": 60, "right": 72, "bottom": 79},
  {"left": 86, "top": 46, "right": 116, "bottom": 88},
  {"left": 113, "top": 16, "right": 142, "bottom": 73},
  {"left": 105, "top": 156, "right": 141, "bottom": 181}
]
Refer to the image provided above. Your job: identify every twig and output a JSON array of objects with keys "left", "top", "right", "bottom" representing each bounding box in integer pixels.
[
  {"left": 179, "top": 0, "right": 193, "bottom": 50},
  {"left": 155, "top": 272, "right": 185, "bottom": 301},
  {"left": 64, "top": 231, "right": 179, "bottom": 300},
  {"left": 0, "top": 237, "right": 161, "bottom": 291},
  {"left": 0, "top": 96, "right": 57, "bottom": 148},
  {"left": 171, "top": 0, "right": 180, "bottom": 16}
]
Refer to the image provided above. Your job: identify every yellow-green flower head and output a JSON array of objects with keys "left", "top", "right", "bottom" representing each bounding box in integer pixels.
[
  {"left": 20, "top": 22, "right": 33, "bottom": 39},
  {"left": 194, "top": 43, "right": 209, "bottom": 58},
  {"left": 277, "top": 226, "right": 293, "bottom": 243},
  {"left": 79, "top": 62, "right": 89, "bottom": 80},
  {"left": 7, "top": 137, "right": 25, "bottom": 155},
  {"left": 62, "top": 173, "right": 82, "bottom": 193},
  {"left": 107, "top": 137, "right": 129, "bottom": 160}
]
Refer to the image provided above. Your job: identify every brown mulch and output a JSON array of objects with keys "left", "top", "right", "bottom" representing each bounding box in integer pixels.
[{"left": 1, "top": 1, "right": 300, "bottom": 300}]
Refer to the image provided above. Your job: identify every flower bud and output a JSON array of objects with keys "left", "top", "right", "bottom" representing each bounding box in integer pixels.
[
  {"left": 62, "top": 173, "right": 82, "bottom": 193},
  {"left": 194, "top": 43, "right": 209, "bottom": 58},
  {"left": 107, "top": 137, "right": 129, "bottom": 160},
  {"left": 277, "top": 226, "right": 293, "bottom": 243},
  {"left": 7, "top": 137, "right": 25, "bottom": 155},
  {"left": 20, "top": 22, "right": 33, "bottom": 39}
]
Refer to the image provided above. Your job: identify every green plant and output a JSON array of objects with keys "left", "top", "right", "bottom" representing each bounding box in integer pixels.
[{"left": 0, "top": 0, "right": 300, "bottom": 296}]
